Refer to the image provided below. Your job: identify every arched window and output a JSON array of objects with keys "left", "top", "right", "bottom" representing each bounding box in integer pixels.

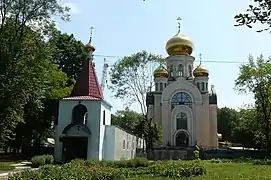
[
  {"left": 72, "top": 104, "right": 88, "bottom": 124},
  {"left": 171, "top": 92, "right": 192, "bottom": 109},
  {"left": 188, "top": 65, "right": 192, "bottom": 77},
  {"left": 178, "top": 64, "right": 184, "bottom": 76},
  {"left": 176, "top": 112, "right": 187, "bottom": 130}
]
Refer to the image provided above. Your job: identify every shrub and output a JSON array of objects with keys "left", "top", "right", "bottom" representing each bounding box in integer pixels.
[
  {"left": 31, "top": 154, "right": 54, "bottom": 168},
  {"left": 193, "top": 150, "right": 200, "bottom": 160},
  {"left": 44, "top": 155, "right": 54, "bottom": 164},
  {"left": 148, "top": 160, "right": 206, "bottom": 178},
  {"left": 31, "top": 156, "right": 46, "bottom": 168},
  {"left": 113, "top": 158, "right": 149, "bottom": 168},
  {"left": 9, "top": 164, "right": 130, "bottom": 180}
]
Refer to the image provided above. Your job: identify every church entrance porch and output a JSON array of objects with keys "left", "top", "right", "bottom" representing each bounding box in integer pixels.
[
  {"left": 175, "top": 130, "right": 189, "bottom": 147},
  {"left": 62, "top": 136, "right": 88, "bottom": 162}
]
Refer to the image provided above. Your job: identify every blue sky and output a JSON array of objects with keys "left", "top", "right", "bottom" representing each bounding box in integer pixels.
[{"left": 56, "top": 0, "right": 271, "bottom": 113}]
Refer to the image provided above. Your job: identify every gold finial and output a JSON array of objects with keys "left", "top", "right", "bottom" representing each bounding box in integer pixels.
[
  {"left": 177, "top": 17, "right": 182, "bottom": 33},
  {"left": 88, "top": 26, "right": 95, "bottom": 44},
  {"left": 199, "top": 53, "right": 203, "bottom": 64}
]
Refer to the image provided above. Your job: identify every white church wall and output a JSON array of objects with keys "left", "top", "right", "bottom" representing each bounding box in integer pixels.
[
  {"left": 54, "top": 100, "right": 104, "bottom": 161},
  {"left": 54, "top": 100, "right": 78, "bottom": 162},
  {"left": 104, "top": 126, "right": 145, "bottom": 161},
  {"left": 209, "top": 104, "right": 218, "bottom": 147},
  {"left": 99, "top": 102, "right": 112, "bottom": 160},
  {"left": 104, "top": 125, "right": 115, "bottom": 160},
  {"left": 161, "top": 79, "right": 202, "bottom": 147},
  {"left": 114, "top": 127, "right": 137, "bottom": 160},
  {"left": 83, "top": 100, "right": 102, "bottom": 160}
]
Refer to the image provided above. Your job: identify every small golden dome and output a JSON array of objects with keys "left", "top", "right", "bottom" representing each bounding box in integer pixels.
[
  {"left": 193, "top": 64, "right": 209, "bottom": 77},
  {"left": 166, "top": 31, "right": 194, "bottom": 56},
  {"left": 85, "top": 42, "right": 95, "bottom": 53},
  {"left": 153, "top": 67, "right": 169, "bottom": 78}
]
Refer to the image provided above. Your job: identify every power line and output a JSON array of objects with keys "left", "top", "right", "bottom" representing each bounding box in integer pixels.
[{"left": 93, "top": 54, "right": 248, "bottom": 64}]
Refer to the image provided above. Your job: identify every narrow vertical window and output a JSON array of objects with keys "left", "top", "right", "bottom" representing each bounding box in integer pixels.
[
  {"left": 197, "top": 82, "right": 200, "bottom": 89},
  {"left": 188, "top": 65, "right": 192, "bottom": 77},
  {"left": 178, "top": 64, "right": 184, "bottom": 76},
  {"left": 169, "top": 65, "right": 173, "bottom": 76},
  {"left": 160, "top": 83, "right": 163, "bottom": 91},
  {"left": 103, "top": 110, "right": 106, "bottom": 125},
  {"left": 201, "top": 82, "right": 205, "bottom": 91},
  {"left": 123, "top": 140, "right": 126, "bottom": 150},
  {"left": 155, "top": 83, "right": 158, "bottom": 91},
  {"left": 206, "top": 83, "right": 208, "bottom": 91}
]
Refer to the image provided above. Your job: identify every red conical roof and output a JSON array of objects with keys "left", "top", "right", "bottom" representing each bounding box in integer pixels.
[{"left": 63, "top": 60, "right": 104, "bottom": 100}]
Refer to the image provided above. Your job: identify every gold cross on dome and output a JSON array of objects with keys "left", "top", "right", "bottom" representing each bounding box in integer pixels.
[
  {"left": 177, "top": 17, "right": 182, "bottom": 32},
  {"left": 88, "top": 26, "right": 95, "bottom": 43},
  {"left": 199, "top": 53, "right": 203, "bottom": 64}
]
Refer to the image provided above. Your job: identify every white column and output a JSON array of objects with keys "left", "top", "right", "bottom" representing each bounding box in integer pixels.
[{"left": 161, "top": 101, "right": 170, "bottom": 146}]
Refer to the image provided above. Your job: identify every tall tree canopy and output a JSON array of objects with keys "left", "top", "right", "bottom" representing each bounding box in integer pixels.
[
  {"left": 235, "top": 0, "right": 271, "bottom": 32},
  {"left": 0, "top": 0, "right": 70, "bottom": 150},
  {"left": 217, "top": 107, "right": 239, "bottom": 142},
  {"left": 109, "top": 51, "right": 164, "bottom": 114},
  {"left": 47, "top": 29, "right": 85, "bottom": 80},
  {"left": 235, "top": 54, "right": 271, "bottom": 150}
]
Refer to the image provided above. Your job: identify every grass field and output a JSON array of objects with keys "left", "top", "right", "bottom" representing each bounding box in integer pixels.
[
  {"left": 0, "top": 161, "right": 16, "bottom": 171},
  {"left": 127, "top": 160, "right": 271, "bottom": 180}
]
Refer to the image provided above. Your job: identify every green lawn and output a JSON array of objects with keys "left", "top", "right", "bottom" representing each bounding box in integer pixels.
[
  {"left": 127, "top": 161, "right": 271, "bottom": 180},
  {"left": 0, "top": 161, "right": 16, "bottom": 171}
]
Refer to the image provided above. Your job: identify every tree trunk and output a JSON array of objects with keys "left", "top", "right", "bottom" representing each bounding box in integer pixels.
[{"left": 266, "top": 118, "right": 270, "bottom": 151}]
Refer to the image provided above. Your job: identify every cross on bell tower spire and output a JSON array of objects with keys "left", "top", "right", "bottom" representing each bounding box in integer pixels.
[
  {"left": 177, "top": 17, "right": 182, "bottom": 33},
  {"left": 199, "top": 53, "right": 203, "bottom": 64},
  {"left": 85, "top": 26, "right": 96, "bottom": 61},
  {"left": 88, "top": 26, "right": 94, "bottom": 44}
]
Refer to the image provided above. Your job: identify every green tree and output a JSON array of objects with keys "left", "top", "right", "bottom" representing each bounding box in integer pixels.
[
  {"left": 111, "top": 107, "right": 143, "bottom": 136},
  {"left": 109, "top": 51, "right": 164, "bottom": 153},
  {"left": 0, "top": 0, "right": 69, "bottom": 149},
  {"left": 234, "top": 0, "right": 271, "bottom": 32},
  {"left": 217, "top": 107, "right": 239, "bottom": 142},
  {"left": 235, "top": 54, "right": 271, "bottom": 150},
  {"left": 109, "top": 51, "right": 164, "bottom": 114},
  {"left": 233, "top": 107, "right": 264, "bottom": 149},
  {"left": 47, "top": 29, "right": 86, "bottom": 80}
]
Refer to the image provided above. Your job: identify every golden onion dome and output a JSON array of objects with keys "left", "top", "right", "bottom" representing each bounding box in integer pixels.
[
  {"left": 85, "top": 42, "right": 95, "bottom": 53},
  {"left": 193, "top": 64, "right": 209, "bottom": 77},
  {"left": 153, "top": 67, "right": 169, "bottom": 78},
  {"left": 166, "top": 30, "right": 194, "bottom": 56}
]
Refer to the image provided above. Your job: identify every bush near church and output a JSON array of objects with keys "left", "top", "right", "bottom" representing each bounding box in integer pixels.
[
  {"left": 31, "top": 154, "right": 54, "bottom": 168},
  {"left": 9, "top": 158, "right": 206, "bottom": 179}
]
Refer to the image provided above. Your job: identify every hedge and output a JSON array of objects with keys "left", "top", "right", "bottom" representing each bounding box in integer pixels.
[{"left": 10, "top": 158, "right": 206, "bottom": 179}]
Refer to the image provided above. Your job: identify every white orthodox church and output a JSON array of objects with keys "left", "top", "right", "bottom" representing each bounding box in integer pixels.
[
  {"left": 54, "top": 37, "right": 144, "bottom": 163},
  {"left": 146, "top": 26, "right": 218, "bottom": 148}
]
